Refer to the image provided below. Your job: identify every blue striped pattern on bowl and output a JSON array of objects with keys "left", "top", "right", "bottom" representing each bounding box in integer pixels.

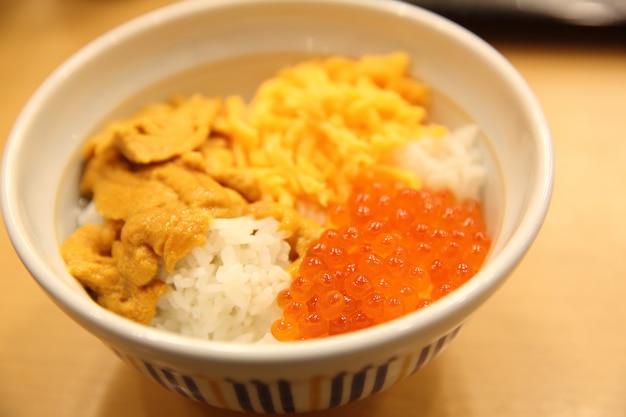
[{"left": 111, "top": 325, "right": 461, "bottom": 413}]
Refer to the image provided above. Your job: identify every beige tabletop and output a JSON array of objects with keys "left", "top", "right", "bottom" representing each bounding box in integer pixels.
[{"left": 2, "top": 1, "right": 625, "bottom": 416}]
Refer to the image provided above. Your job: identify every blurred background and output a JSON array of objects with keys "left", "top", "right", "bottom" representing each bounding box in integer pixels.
[{"left": 1, "top": 1, "right": 625, "bottom": 417}]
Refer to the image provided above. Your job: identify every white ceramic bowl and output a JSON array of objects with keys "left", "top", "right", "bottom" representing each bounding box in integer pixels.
[{"left": 1, "top": 0, "right": 553, "bottom": 413}]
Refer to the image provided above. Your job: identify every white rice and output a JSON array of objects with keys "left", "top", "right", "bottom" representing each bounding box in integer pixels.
[
  {"left": 150, "top": 216, "right": 292, "bottom": 344},
  {"left": 395, "top": 124, "right": 487, "bottom": 201}
]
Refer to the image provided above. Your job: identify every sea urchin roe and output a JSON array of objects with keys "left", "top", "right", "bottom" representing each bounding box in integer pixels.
[{"left": 271, "top": 179, "right": 491, "bottom": 341}]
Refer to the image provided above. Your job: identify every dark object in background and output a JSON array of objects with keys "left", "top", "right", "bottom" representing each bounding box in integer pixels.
[
  {"left": 405, "top": 0, "right": 626, "bottom": 26},
  {"left": 403, "top": 0, "right": 626, "bottom": 44}
]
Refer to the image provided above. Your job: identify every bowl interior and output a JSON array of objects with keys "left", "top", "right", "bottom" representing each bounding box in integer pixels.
[{"left": 2, "top": 0, "right": 552, "bottom": 366}]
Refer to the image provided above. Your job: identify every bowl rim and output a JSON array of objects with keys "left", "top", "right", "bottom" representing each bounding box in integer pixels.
[{"left": 1, "top": 0, "right": 554, "bottom": 364}]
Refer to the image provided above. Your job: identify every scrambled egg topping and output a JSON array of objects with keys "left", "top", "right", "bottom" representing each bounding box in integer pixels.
[
  {"left": 60, "top": 52, "right": 441, "bottom": 324},
  {"left": 214, "top": 52, "right": 438, "bottom": 207}
]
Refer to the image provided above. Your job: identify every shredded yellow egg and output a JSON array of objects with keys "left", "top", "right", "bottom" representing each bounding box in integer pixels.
[{"left": 213, "top": 52, "right": 446, "bottom": 209}]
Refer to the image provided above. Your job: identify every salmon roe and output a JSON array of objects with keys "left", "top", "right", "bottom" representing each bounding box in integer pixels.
[{"left": 271, "top": 180, "right": 491, "bottom": 341}]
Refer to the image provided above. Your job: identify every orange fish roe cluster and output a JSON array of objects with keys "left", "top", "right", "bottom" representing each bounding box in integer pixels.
[{"left": 271, "top": 180, "right": 491, "bottom": 341}]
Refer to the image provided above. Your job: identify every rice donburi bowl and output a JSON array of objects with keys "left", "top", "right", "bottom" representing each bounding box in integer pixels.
[{"left": 1, "top": 0, "right": 552, "bottom": 413}]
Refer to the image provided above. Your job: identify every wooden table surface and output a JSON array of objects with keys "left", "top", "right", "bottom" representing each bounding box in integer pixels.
[{"left": 2, "top": 1, "right": 625, "bottom": 416}]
